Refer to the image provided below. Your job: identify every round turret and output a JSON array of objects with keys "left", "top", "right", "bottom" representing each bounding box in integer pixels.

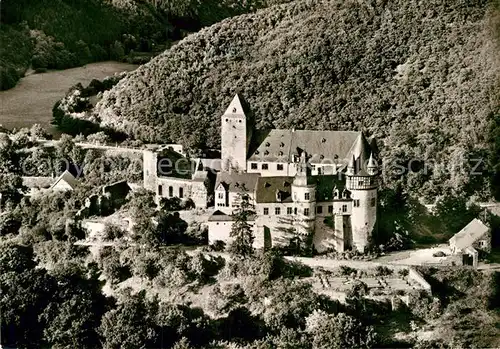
[{"left": 345, "top": 151, "right": 378, "bottom": 253}]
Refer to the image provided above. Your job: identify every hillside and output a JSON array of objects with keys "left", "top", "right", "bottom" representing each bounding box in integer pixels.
[
  {"left": 93, "top": 0, "right": 500, "bottom": 199},
  {"left": 0, "top": 0, "right": 289, "bottom": 90}
]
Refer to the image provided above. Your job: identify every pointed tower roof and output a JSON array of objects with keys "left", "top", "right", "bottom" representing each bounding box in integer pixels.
[
  {"left": 224, "top": 94, "right": 245, "bottom": 116},
  {"left": 349, "top": 132, "right": 371, "bottom": 163},
  {"left": 367, "top": 152, "right": 376, "bottom": 167},
  {"left": 347, "top": 154, "right": 356, "bottom": 175},
  {"left": 367, "top": 152, "right": 378, "bottom": 175},
  {"left": 369, "top": 137, "right": 379, "bottom": 156}
]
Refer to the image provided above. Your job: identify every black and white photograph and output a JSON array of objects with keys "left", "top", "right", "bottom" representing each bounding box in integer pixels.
[{"left": 0, "top": 0, "right": 499, "bottom": 348}]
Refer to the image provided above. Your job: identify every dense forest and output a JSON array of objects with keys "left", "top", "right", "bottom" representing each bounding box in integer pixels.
[
  {"left": 89, "top": 0, "right": 500, "bottom": 200},
  {"left": 0, "top": 0, "right": 290, "bottom": 90}
]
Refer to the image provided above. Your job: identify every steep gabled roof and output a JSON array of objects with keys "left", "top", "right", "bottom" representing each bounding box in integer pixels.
[
  {"left": 255, "top": 176, "right": 294, "bottom": 203},
  {"left": 449, "top": 218, "right": 489, "bottom": 250},
  {"left": 247, "top": 129, "right": 362, "bottom": 164},
  {"left": 49, "top": 170, "right": 79, "bottom": 190},
  {"left": 215, "top": 172, "right": 260, "bottom": 193}
]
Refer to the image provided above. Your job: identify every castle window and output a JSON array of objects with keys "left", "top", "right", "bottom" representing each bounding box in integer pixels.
[
  {"left": 179, "top": 187, "right": 184, "bottom": 198},
  {"left": 277, "top": 164, "right": 284, "bottom": 171},
  {"left": 354, "top": 199, "right": 360, "bottom": 207},
  {"left": 262, "top": 163, "right": 269, "bottom": 170},
  {"left": 275, "top": 207, "right": 281, "bottom": 215},
  {"left": 251, "top": 163, "right": 258, "bottom": 170},
  {"left": 294, "top": 207, "right": 298, "bottom": 215},
  {"left": 358, "top": 180, "right": 364, "bottom": 186},
  {"left": 232, "top": 107, "right": 237, "bottom": 113},
  {"left": 304, "top": 193, "right": 310, "bottom": 200},
  {"left": 255, "top": 150, "right": 259, "bottom": 155},
  {"left": 278, "top": 151, "right": 283, "bottom": 156},
  {"left": 317, "top": 167, "right": 322, "bottom": 175},
  {"left": 280, "top": 142, "right": 284, "bottom": 147},
  {"left": 263, "top": 207, "right": 269, "bottom": 215},
  {"left": 317, "top": 206, "right": 323, "bottom": 214},
  {"left": 226, "top": 118, "right": 228, "bottom": 122},
  {"left": 342, "top": 204, "right": 347, "bottom": 212},
  {"left": 287, "top": 207, "right": 293, "bottom": 215},
  {"left": 158, "top": 185, "right": 163, "bottom": 196},
  {"left": 328, "top": 205, "right": 333, "bottom": 213},
  {"left": 218, "top": 192, "right": 224, "bottom": 199},
  {"left": 370, "top": 198, "right": 376, "bottom": 207},
  {"left": 239, "top": 120, "right": 242, "bottom": 123},
  {"left": 321, "top": 138, "right": 326, "bottom": 143},
  {"left": 304, "top": 208, "right": 310, "bottom": 216},
  {"left": 168, "top": 186, "right": 173, "bottom": 197}
]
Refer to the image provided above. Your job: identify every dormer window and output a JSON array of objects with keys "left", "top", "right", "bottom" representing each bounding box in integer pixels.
[
  {"left": 265, "top": 142, "right": 270, "bottom": 147},
  {"left": 264, "top": 150, "right": 269, "bottom": 156},
  {"left": 280, "top": 142, "right": 284, "bottom": 147},
  {"left": 320, "top": 154, "right": 324, "bottom": 160},
  {"left": 333, "top": 187, "right": 339, "bottom": 198},
  {"left": 278, "top": 151, "right": 283, "bottom": 156},
  {"left": 276, "top": 190, "right": 283, "bottom": 202},
  {"left": 255, "top": 150, "right": 259, "bottom": 155}
]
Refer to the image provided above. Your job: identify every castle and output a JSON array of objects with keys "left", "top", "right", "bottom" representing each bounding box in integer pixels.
[{"left": 144, "top": 94, "right": 379, "bottom": 253}]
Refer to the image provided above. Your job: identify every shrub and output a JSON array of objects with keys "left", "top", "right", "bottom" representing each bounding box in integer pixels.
[
  {"left": 339, "top": 265, "right": 357, "bottom": 276},
  {"left": 207, "top": 283, "right": 247, "bottom": 317},
  {"left": 210, "top": 240, "right": 226, "bottom": 252},
  {"left": 398, "top": 268, "right": 409, "bottom": 278},
  {"left": 102, "top": 223, "right": 126, "bottom": 241},
  {"left": 375, "top": 265, "right": 394, "bottom": 277}
]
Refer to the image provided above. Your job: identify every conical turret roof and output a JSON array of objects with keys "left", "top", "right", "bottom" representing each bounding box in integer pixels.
[{"left": 349, "top": 132, "right": 371, "bottom": 165}]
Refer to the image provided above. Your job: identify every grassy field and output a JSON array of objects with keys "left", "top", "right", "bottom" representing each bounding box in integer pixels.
[{"left": 0, "top": 61, "right": 137, "bottom": 135}]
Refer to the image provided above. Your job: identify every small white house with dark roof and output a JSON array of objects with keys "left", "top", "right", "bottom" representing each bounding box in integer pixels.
[
  {"left": 449, "top": 218, "right": 491, "bottom": 267},
  {"left": 207, "top": 209, "right": 257, "bottom": 245},
  {"left": 449, "top": 218, "right": 491, "bottom": 253}
]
